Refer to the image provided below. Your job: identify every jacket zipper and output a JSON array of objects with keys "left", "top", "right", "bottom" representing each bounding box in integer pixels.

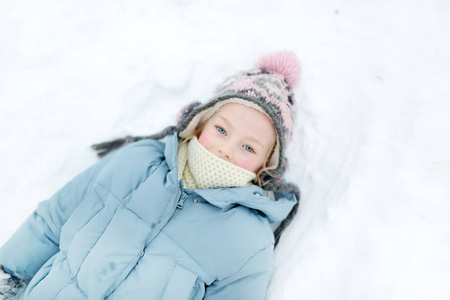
[{"left": 177, "top": 192, "right": 188, "bottom": 209}]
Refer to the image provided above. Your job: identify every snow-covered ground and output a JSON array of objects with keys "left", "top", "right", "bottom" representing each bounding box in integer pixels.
[{"left": 1, "top": 0, "right": 449, "bottom": 299}]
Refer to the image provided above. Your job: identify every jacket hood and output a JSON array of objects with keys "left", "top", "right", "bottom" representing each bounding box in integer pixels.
[{"left": 164, "top": 133, "right": 297, "bottom": 223}]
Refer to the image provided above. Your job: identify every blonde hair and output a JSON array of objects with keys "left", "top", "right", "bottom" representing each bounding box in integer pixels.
[
  {"left": 182, "top": 123, "right": 276, "bottom": 187},
  {"left": 254, "top": 139, "right": 277, "bottom": 187}
]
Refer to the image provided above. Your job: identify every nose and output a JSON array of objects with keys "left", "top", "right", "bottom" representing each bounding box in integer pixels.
[{"left": 217, "top": 144, "right": 234, "bottom": 161}]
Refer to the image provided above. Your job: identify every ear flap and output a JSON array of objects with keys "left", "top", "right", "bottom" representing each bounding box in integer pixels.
[{"left": 176, "top": 102, "right": 202, "bottom": 123}]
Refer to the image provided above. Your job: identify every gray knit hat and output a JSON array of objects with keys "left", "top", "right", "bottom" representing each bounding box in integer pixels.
[
  {"left": 175, "top": 50, "right": 301, "bottom": 183},
  {"left": 93, "top": 50, "right": 301, "bottom": 184}
]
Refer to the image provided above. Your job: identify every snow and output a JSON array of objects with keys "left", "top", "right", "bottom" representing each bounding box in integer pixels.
[{"left": 1, "top": 0, "right": 449, "bottom": 299}]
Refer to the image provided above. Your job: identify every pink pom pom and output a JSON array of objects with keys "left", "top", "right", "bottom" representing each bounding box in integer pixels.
[{"left": 256, "top": 51, "right": 301, "bottom": 88}]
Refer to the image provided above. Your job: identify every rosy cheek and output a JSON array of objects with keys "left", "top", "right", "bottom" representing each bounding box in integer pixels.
[
  {"left": 236, "top": 159, "right": 257, "bottom": 173},
  {"left": 198, "top": 132, "right": 212, "bottom": 149}
]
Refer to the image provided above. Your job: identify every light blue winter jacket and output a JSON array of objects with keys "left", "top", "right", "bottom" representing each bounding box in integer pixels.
[{"left": 0, "top": 133, "right": 296, "bottom": 300}]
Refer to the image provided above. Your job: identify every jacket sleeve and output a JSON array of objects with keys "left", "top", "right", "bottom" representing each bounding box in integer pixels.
[
  {"left": 204, "top": 245, "right": 274, "bottom": 300},
  {"left": 0, "top": 154, "right": 114, "bottom": 280}
]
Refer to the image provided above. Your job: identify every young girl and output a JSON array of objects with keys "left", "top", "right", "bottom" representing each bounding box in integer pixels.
[{"left": 0, "top": 51, "right": 301, "bottom": 300}]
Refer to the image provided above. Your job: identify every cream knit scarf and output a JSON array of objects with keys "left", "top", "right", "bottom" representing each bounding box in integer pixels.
[{"left": 177, "top": 137, "right": 256, "bottom": 189}]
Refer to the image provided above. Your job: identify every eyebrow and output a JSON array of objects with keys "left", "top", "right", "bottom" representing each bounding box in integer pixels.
[
  {"left": 218, "top": 116, "right": 264, "bottom": 149},
  {"left": 246, "top": 136, "right": 264, "bottom": 149},
  {"left": 218, "top": 116, "right": 233, "bottom": 129}
]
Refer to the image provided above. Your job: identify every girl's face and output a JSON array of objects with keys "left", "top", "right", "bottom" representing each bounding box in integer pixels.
[{"left": 198, "top": 103, "right": 276, "bottom": 173}]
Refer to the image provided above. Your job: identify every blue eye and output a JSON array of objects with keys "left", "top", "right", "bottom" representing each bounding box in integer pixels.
[
  {"left": 216, "top": 126, "right": 226, "bottom": 135},
  {"left": 243, "top": 145, "right": 254, "bottom": 153}
]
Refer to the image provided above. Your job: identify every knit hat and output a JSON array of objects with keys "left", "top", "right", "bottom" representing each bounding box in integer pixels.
[
  {"left": 176, "top": 50, "right": 301, "bottom": 183},
  {"left": 93, "top": 51, "right": 300, "bottom": 184}
]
